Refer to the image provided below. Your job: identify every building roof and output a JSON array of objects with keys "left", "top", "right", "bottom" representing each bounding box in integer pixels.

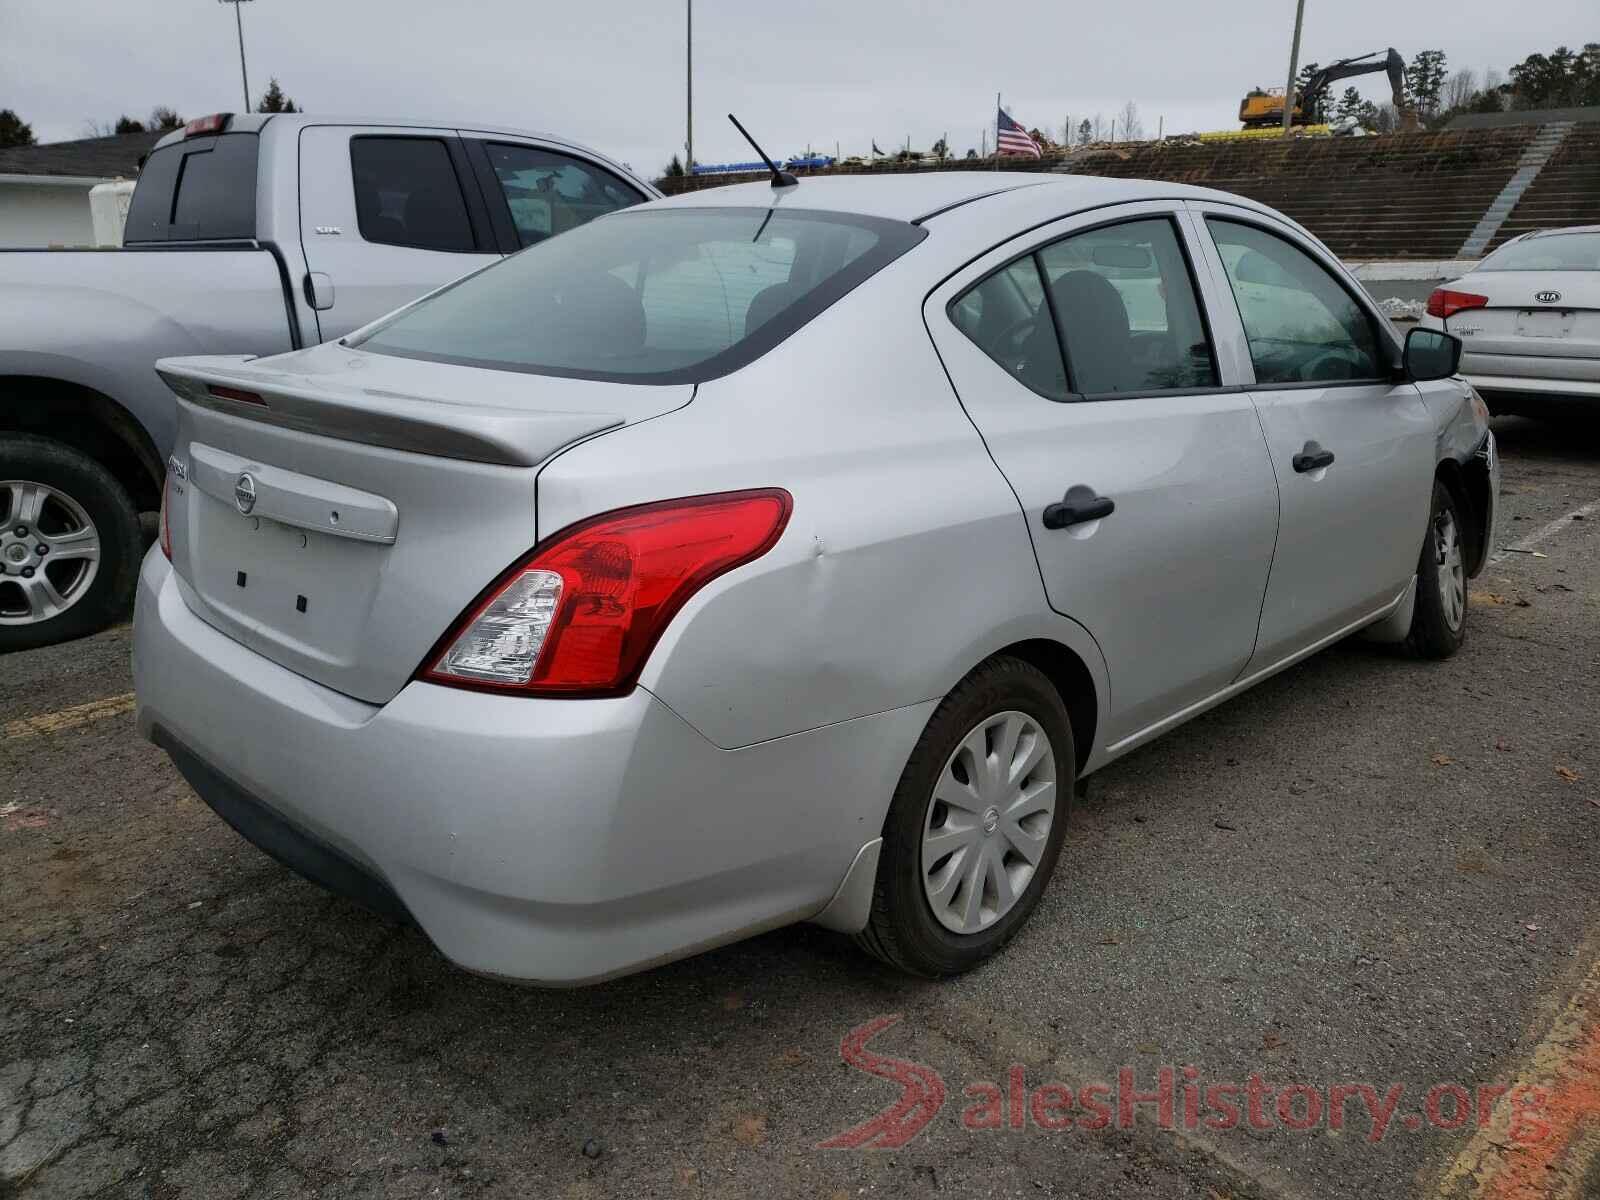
[{"left": 0, "top": 131, "right": 162, "bottom": 181}]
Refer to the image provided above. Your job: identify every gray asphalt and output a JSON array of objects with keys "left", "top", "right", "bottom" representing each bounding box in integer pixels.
[{"left": 2, "top": 415, "right": 1597, "bottom": 1199}]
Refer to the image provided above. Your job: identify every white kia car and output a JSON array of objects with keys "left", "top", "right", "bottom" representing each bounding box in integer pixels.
[
  {"left": 134, "top": 173, "right": 1496, "bottom": 985},
  {"left": 1420, "top": 225, "right": 1599, "bottom": 417}
]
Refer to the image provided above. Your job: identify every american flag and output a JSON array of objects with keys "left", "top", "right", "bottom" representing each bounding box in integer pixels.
[{"left": 997, "top": 108, "right": 1041, "bottom": 158}]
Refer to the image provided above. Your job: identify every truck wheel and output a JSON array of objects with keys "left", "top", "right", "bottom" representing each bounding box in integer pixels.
[{"left": 0, "top": 435, "right": 141, "bottom": 652}]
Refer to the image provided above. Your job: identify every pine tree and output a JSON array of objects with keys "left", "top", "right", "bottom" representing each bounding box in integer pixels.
[
  {"left": 1405, "top": 50, "right": 1448, "bottom": 121},
  {"left": 0, "top": 109, "right": 35, "bottom": 148},
  {"left": 257, "top": 79, "right": 300, "bottom": 114}
]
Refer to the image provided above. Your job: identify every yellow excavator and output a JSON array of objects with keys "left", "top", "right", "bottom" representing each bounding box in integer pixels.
[{"left": 1240, "top": 48, "right": 1418, "bottom": 129}]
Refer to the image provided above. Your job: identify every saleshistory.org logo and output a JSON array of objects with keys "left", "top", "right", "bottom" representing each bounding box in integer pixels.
[{"left": 818, "top": 1015, "right": 1554, "bottom": 1149}]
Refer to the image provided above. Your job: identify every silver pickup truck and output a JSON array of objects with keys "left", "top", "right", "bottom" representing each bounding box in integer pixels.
[{"left": 0, "top": 112, "right": 657, "bottom": 650}]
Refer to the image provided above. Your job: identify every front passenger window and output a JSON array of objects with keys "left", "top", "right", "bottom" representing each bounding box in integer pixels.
[{"left": 1207, "top": 219, "right": 1383, "bottom": 385}]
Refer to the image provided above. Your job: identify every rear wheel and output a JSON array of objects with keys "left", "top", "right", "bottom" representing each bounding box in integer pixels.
[
  {"left": 856, "top": 656, "right": 1074, "bottom": 977},
  {"left": 1407, "top": 480, "right": 1468, "bottom": 660},
  {"left": 0, "top": 435, "right": 141, "bottom": 652}
]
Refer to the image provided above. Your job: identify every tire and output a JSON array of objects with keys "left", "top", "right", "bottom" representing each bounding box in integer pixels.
[
  {"left": 0, "top": 434, "right": 142, "bottom": 653},
  {"left": 856, "top": 656, "right": 1075, "bottom": 978},
  {"left": 1406, "top": 480, "right": 1468, "bottom": 660}
]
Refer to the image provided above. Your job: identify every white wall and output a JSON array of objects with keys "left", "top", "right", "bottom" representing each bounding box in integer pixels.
[{"left": 0, "top": 183, "right": 97, "bottom": 248}]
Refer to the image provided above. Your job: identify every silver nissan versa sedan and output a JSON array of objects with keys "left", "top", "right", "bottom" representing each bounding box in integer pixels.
[{"left": 134, "top": 172, "right": 1498, "bottom": 984}]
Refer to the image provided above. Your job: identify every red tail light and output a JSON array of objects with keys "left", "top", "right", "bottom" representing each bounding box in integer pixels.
[
  {"left": 1425, "top": 288, "right": 1489, "bottom": 320},
  {"left": 422, "top": 489, "right": 792, "bottom": 697},
  {"left": 159, "top": 473, "right": 173, "bottom": 560}
]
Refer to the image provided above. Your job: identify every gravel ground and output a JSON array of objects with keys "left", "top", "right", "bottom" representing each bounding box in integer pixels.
[{"left": 2, "top": 415, "right": 1597, "bottom": 1200}]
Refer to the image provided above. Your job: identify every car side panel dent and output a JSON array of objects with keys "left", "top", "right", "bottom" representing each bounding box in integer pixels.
[{"left": 533, "top": 279, "right": 1111, "bottom": 757}]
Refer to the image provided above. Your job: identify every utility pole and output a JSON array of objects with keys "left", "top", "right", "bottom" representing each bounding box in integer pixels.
[
  {"left": 218, "top": 0, "right": 254, "bottom": 112},
  {"left": 1282, "top": 0, "right": 1307, "bottom": 136},
  {"left": 685, "top": 0, "right": 693, "bottom": 173}
]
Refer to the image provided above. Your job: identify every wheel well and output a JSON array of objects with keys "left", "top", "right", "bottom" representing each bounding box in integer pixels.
[
  {"left": 0, "top": 377, "right": 162, "bottom": 512},
  {"left": 996, "top": 638, "right": 1097, "bottom": 773},
  {"left": 1435, "top": 457, "right": 1488, "bottom": 575}
]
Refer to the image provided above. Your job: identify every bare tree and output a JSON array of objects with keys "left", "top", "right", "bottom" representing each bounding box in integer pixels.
[
  {"left": 1091, "top": 112, "right": 1106, "bottom": 142},
  {"left": 1444, "top": 68, "right": 1478, "bottom": 112},
  {"left": 1119, "top": 100, "right": 1144, "bottom": 141}
]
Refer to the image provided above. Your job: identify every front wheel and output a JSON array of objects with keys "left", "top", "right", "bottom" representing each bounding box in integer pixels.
[
  {"left": 856, "top": 656, "right": 1074, "bottom": 978},
  {"left": 1407, "top": 480, "right": 1468, "bottom": 660},
  {"left": 0, "top": 435, "right": 142, "bottom": 653}
]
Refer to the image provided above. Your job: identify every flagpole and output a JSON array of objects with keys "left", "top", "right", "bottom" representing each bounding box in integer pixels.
[{"left": 995, "top": 92, "right": 1001, "bottom": 170}]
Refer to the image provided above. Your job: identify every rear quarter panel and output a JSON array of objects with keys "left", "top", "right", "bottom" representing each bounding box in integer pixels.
[{"left": 532, "top": 267, "right": 1110, "bottom": 754}]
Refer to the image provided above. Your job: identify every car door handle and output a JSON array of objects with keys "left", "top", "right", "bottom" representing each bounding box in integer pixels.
[
  {"left": 1292, "top": 442, "right": 1335, "bottom": 473},
  {"left": 1042, "top": 488, "right": 1115, "bottom": 530}
]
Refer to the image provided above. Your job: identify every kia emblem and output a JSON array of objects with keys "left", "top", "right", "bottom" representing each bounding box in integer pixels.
[{"left": 1535, "top": 290, "right": 1562, "bottom": 304}]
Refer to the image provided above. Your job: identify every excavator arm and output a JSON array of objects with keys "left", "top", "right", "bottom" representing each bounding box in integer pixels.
[{"left": 1302, "top": 48, "right": 1418, "bottom": 130}]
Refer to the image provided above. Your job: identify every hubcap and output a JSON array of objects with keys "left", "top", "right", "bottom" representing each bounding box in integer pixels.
[
  {"left": 1434, "top": 507, "right": 1465, "bottom": 632},
  {"left": 921, "top": 710, "right": 1056, "bottom": 935},
  {"left": 0, "top": 481, "right": 101, "bottom": 626}
]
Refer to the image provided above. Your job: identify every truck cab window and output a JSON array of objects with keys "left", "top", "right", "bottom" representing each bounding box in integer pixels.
[
  {"left": 482, "top": 143, "right": 645, "bottom": 248},
  {"left": 349, "top": 137, "right": 475, "bottom": 253}
]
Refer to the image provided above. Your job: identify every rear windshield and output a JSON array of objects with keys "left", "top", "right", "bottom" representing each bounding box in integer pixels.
[
  {"left": 1479, "top": 232, "right": 1600, "bottom": 272},
  {"left": 125, "top": 133, "right": 258, "bottom": 243},
  {"left": 353, "top": 206, "right": 926, "bottom": 384}
]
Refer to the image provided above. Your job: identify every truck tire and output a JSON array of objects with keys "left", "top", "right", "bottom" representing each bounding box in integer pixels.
[{"left": 0, "top": 434, "right": 142, "bottom": 652}]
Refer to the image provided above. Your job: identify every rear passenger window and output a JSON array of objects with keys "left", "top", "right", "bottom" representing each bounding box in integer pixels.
[
  {"left": 949, "top": 216, "right": 1217, "bottom": 399},
  {"left": 349, "top": 137, "right": 475, "bottom": 253},
  {"left": 1036, "top": 219, "right": 1217, "bottom": 394},
  {"left": 483, "top": 143, "right": 644, "bottom": 248},
  {"left": 949, "top": 259, "right": 1067, "bottom": 400}
]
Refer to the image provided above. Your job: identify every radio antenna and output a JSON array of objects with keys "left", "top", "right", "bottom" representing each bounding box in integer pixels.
[{"left": 727, "top": 113, "right": 798, "bottom": 188}]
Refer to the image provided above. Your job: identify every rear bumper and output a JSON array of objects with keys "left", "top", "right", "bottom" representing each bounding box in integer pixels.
[
  {"left": 134, "top": 549, "right": 927, "bottom": 984},
  {"left": 1464, "top": 372, "right": 1600, "bottom": 402},
  {"left": 1459, "top": 349, "right": 1600, "bottom": 403}
]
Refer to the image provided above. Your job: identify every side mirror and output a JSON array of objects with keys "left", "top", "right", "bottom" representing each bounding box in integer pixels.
[{"left": 1403, "top": 327, "right": 1462, "bottom": 382}]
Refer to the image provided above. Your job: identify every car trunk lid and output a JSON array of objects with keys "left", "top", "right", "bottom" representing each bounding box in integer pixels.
[
  {"left": 156, "top": 344, "right": 691, "bottom": 703},
  {"left": 1446, "top": 271, "right": 1600, "bottom": 364}
]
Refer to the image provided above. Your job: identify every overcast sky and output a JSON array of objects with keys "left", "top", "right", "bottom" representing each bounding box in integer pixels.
[{"left": 4, "top": 0, "right": 1594, "bottom": 174}]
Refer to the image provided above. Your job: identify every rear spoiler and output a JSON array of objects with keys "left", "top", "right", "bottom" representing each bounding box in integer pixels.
[{"left": 157, "top": 356, "right": 622, "bottom": 467}]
